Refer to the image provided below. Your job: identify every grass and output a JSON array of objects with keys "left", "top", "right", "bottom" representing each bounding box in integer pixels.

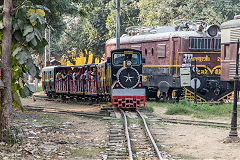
[
  {"left": 143, "top": 104, "right": 154, "bottom": 112},
  {"left": 148, "top": 100, "right": 236, "bottom": 119},
  {"left": 35, "top": 85, "right": 43, "bottom": 92}
]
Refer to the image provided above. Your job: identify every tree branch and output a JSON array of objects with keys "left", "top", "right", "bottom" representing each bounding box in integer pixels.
[{"left": 11, "top": 0, "right": 28, "bottom": 15}]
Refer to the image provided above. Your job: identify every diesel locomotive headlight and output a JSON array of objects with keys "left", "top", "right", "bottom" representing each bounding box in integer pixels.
[
  {"left": 206, "top": 25, "right": 220, "bottom": 37},
  {"left": 126, "top": 60, "right": 132, "bottom": 67}
]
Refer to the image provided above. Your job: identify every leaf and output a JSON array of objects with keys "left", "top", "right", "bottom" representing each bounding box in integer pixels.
[
  {"left": 26, "top": 9, "right": 36, "bottom": 17},
  {"left": 13, "top": 47, "right": 22, "bottom": 56},
  {"left": 13, "top": 21, "right": 19, "bottom": 30},
  {"left": 34, "top": 28, "right": 42, "bottom": 41},
  {"left": 17, "top": 19, "right": 24, "bottom": 30},
  {"left": 31, "top": 37, "right": 37, "bottom": 46},
  {"left": 19, "top": 85, "right": 31, "bottom": 98},
  {"left": 29, "top": 13, "right": 38, "bottom": 24},
  {"left": 36, "top": 14, "right": 46, "bottom": 25},
  {"left": 16, "top": 51, "right": 28, "bottom": 64},
  {"left": 12, "top": 91, "right": 23, "bottom": 111},
  {"left": 27, "top": 83, "right": 35, "bottom": 93},
  {"left": 26, "top": 61, "right": 37, "bottom": 76},
  {"left": 26, "top": 32, "right": 35, "bottom": 42},
  {"left": 0, "top": 20, "right": 3, "bottom": 29},
  {"left": 36, "top": 9, "right": 46, "bottom": 17},
  {"left": 13, "top": 31, "right": 23, "bottom": 42},
  {"left": 19, "top": 77, "right": 24, "bottom": 88},
  {"left": 23, "top": 25, "right": 33, "bottom": 36}
]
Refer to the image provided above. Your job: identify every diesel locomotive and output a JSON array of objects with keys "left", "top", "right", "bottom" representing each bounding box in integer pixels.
[
  {"left": 42, "top": 49, "right": 146, "bottom": 108},
  {"left": 106, "top": 20, "right": 233, "bottom": 103}
]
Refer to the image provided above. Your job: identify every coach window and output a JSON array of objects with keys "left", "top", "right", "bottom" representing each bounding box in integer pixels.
[
  {"left": 152, "top": 48, "right": 154, "bottom": 56},
  {"left": 157, "top": 44, "right": 166, "bottom": 58},
  {"left": 145, "top": 48, "right": 147, "bottom": 56}
]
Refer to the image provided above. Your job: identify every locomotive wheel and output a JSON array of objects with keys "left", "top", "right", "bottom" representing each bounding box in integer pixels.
[
  {"left": 162, "top": 93, "right": 167, "bottom": 102},
  {"left": 167, "top": 89, "right": 174, "bottom": 103}
]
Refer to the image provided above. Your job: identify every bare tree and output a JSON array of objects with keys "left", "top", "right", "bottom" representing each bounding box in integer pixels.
[{"left": 0, "top": 0, "right": 13, "bottom": 141}]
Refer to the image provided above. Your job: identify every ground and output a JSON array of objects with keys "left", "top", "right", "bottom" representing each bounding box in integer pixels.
[
  {"left": 152, "top": 106, "right": 240, "bottom": 159},
  {"left": 1, "top": 96, "right": 240, "bottom": 159},
  {"left": 0, "top": 97, "right": 109, "bottom": 160}
]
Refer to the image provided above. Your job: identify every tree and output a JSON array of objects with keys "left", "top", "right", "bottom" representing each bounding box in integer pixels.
[
  {"left": 0, "top": 1, "right": 48, "bottom": 142},
  {"left": 57, "top": 0, "right": 112, "bottom": 58},
  {"left": 0, "top": 0, "right": 13, "bottom": 142}
]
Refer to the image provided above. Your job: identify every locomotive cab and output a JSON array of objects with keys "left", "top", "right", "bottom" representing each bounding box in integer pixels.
[{"left": 110, "top": 49, "right": 146, "bottom": 108}]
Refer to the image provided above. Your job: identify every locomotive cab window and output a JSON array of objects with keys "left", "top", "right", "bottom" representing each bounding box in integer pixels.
[{"left": 113, "top": 52, "right": 140, "bottom": 65}]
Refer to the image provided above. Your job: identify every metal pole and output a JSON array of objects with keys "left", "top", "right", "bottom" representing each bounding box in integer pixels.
[
  {"left": 229, "top": 39, "right": 240, "bottom": 138},
  {"left": 44, "top": 29, "right": 47, "bottom": 67},
  {"left": 116, "top": 0, "right": 120, "bottom": 49},
  {"left": 194, "top": 60, "right": 197, "bottom": 104},
  {"left": 48, "top": 27, "right": 51, "bottom": 61}
]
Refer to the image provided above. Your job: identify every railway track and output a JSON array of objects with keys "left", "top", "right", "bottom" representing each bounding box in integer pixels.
[
  {"left": 107, "top": 109, "right": 165, "bottom": 159},
  {"left": 34, "top": 95, "right": 106, "bottom": 106},
  {"left": 154, "top": 118, "right": 236, "bottom": 128},
  {"left": 23, "top": 105, "right": 107, "bottom": 118}
]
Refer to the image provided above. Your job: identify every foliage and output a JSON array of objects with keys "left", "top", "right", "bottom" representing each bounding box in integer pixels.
[
  {"left": 56, "top": 0, "right": 111, "bottom": 58},
  {"left": 163, "top": 100, "right": 234, "bottom": 118},
  {"left": 137, "top": 0, "right": 240, "bottom": 27},
  {"left": 60, "top": 49, "right": 100, "bottom": 66},
  {"left": 106, "top": 0, "right": 140, "bottom": 38},
  {"left": 0, "top": 1, "right": 48, "bottom": 110}
]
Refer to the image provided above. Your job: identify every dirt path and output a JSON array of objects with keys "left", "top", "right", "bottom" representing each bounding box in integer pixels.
[{"left": 152, "top": 106, "right": 240, "bottom": 159}]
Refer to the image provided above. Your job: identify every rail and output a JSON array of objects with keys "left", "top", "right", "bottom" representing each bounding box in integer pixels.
[
  {"left": 136, "top": 110, "right": 163, "bottom": 160},
  {"left": 121, "top": 109, "right": 133, "bottom": 160}
]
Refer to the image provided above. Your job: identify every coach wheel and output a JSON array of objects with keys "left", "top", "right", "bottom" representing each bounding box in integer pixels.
[
  {"left": 61, "top": 95, "right": 66, "bottom": 101},
  {"left": 47, "top": 93, "right": 52, "bottom": 99},
  {"left": 52, "top": 93, "right": 58, "bottom": 99}
]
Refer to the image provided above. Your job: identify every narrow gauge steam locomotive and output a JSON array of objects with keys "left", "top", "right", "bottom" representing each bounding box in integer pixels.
[
  {"left": 106, "top": 20, "right": 233, "bottom": 103},
  {"left": 42, "top": 49, "right": 146, "bottom": 108}
]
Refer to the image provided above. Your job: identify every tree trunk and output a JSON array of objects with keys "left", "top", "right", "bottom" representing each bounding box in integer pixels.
[{"left": 0, "top": 0, "right": 13, "bottom": 142}]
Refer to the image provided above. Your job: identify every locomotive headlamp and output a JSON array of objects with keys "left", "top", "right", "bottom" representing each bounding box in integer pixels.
[
  {"left": 126, "top": 60, "right": 132, "bottom": 67},
  {"left": 206, "top": 25, "right": 220, "bottom": 37}
]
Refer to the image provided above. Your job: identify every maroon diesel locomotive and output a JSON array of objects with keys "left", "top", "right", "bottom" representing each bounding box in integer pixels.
[{"left": 106, "top": 20, "right": 233, "bottom": 103}]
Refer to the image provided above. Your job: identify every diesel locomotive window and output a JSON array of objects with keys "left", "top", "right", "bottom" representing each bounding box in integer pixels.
[
  {"left": 157, "top": 44, "right": 166, "bottom": 57},
  {"left": 113, "top": 53, "right": 140, "bottom": 65},
  {"left": 189, "top": 37, "right": 221, "bottom": 51}
]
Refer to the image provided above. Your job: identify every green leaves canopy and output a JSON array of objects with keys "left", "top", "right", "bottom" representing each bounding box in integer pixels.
[{"left": 0, "top": 2, "right": 48, "bottom": 110}]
